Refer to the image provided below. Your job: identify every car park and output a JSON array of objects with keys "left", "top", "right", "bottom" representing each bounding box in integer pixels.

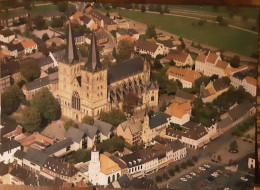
[{"left": 180, "top": 177, "right": 187, "bottom": 182}]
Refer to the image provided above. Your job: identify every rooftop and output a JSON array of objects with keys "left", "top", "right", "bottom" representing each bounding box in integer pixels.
[
  {"left": 100, "top": 154, "right": 121, "bottom": 175},
  {"left": 135, "top": 39, "right": 159, "bottom": 53},
  {"left": 163, "top": 50, "right": 189, "bottom": 63},
  {"left": 149, "top": 112, "right": 171, "bottom": 129}
]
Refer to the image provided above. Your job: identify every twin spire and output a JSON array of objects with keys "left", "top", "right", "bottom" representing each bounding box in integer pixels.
[{"left": 65, "top": 21, "right": 102, "bottom": 72}]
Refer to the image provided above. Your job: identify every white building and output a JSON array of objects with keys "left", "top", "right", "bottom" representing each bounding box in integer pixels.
[
  {"left": 0, "top": 29, "right": 15, "bottom": 43},
  {"left": 135, "top": 40, "right": 164, "bottom": 58},
  {"left": 21, "top": 40, "right": 38, "bottom": 55},
  {"left": 0, "top": 140, "right": 21, "bottom": 164},
  {"left": 162, "top": 50, "right": 193, "bottom": 66}
]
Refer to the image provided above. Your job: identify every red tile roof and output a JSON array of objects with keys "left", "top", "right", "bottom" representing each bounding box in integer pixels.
[
  {"left": 163, "top": 50, "right": 189, "bottom": 63},
  {"left": 21, "top": 40, "right": 37, "bottom": 49},
  {"left": 135, "top": 40, "right": 159, "bottom": 53},
  {"left": 196, "top": 54, "right": 207, "bottom": 63},
  {"left": 166, "top": 67, "right": 201, "bottom": 83},
  {"left": 206, "top": 52, "right": 218, "bottom": 64},
  {"left": 215, "top": 60, "right": 229, "bottom": 69}
]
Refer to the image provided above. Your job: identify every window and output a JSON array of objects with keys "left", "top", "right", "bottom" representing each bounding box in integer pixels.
[
  {"left": 72, "top": 91, "right": 80, "bottom": 110},
  {"left": 151, "top": 96, "right": 154, "bottom": 101}
]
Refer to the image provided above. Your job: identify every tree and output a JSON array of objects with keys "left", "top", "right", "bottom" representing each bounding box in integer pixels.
[
  {"left": 153, "top": 60, "right": 163, "bottom": 70},
  {"left": 82, "top": 115, "right": 94, "bottom": 125},
  {"left": 195, "top": 76, "right": 210, "bottom": 89},
  {"left": 97, "top": 136, "right": 125, "bottom": 153},
  {"left": 106, "top": 11, "right": 110, "bottom": 17},
  {"left": 117, "top": 39, "right": 134, "bottom": 62},
  {"left": 156, "top": 175, "right": 162, "bottom": 182},
  {"left": 186, "top": 159, "right": 194, "bottom": 166},
  {"left": 99, "top": 108, "right": 127, "bottom": 126},
  {"left": 210, "top": 74, "right": 218, "bottom": 81},
  {"left": 64, "top": 119, "right": 78, "bottom": 131},
  {"left": 175, "top": 164, "right": 180, "bottom": 172},
  {"left": 42, "top": 33, "right": 49, "bottom": 42},
  {"left": 73, "top": 149, "right": 91, "bottom": 163},
  {"left": 229, "top": 140, "right": 238, "bottom": 151},
  {"left": 149, "top": 4, "right": 154, "bottom": 11},
  {"left": 141, "top": 5, "right": 146, "bottom": 12},
  {"left": 181, "top": 162, "right": 187, "bottom": 169},
  {"left": 51, "top": 17, "right": 64, "bottom": 28},
  {"left": 1, "top": 85, "right": 25, "bottom": 116},
  {"left": 24, "top": 1, "right": 32, "bottom": 10},
  {"left": 159, "top": 101, "right": 167, "bottom": 112},
  {"left": 222, "top": 76, "right": 231, "bottom": 85},
  {"left": 104, "top": 4, "right": 110, "bottom": 10},
  {"left": 134, "top": 4, "right": 139, "bottom": 9},
  {"left": 33, "top": 15, "right": 47, "bottom": 30},
  {"left": 155, "top": 4, "right": 162, "bottom": 14},
  {"left": 148, "top": 110, "right": 154, "bottom": 117},
  {"left": 31, "top": 88, "right": 61, "bottom": 126},
  {"left": 20, "top": 59, "right": 41, "bottom": 82},
  {"left": 230, "top": 55, "right": 240, "bottom": 68},
  {"left": 145, "top": 24, "right": 157, "bottom": 39},
  {"left": 102, "top": 56, "right": 112, "bottom": 67},
  {"left": 57, "top": 2, "right": 68, "bottom": 12},
  {"left": 122, "top": 93, "right": 139, "bottom": 115},
  {"left": 52, "top": 42, "right": 57, "bottom": 47},
  {"left": 163, "top": 5, "right": 169, "bottom": 13},
  {"left": 166, "top": 80, "right": 179, "bottom": 95},
  {"left": 168, "top": 169, "right": 175, "bottom": 176},
  {"left": 216, "top": 15, "right": 223, "bottom": 23},
  {"left": 22, "top": 107, "right": 41, "bottom": 132},
  {"left": 192, "top": 155, "right": 198, "bottom": 163},
  {"left": 162, "top": 172, "right": 168, "bottom": 180},
  {"left": 169, "top": 60, "right": 176, "bottom": 66}
]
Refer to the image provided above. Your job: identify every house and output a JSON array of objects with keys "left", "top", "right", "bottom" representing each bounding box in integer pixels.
[
  {"left": 230, "top": 72, "right": 256, "bottom": 96},
  {"left": 14, "top": 148, "right": 48, "bottom": 172},
  {"left": 121, "top": 140, "right": 186, "bottom": 178},
  {"left": 0, "top": 29, "right": 15, "bottom": 43},
  {"left": 70, "top": 11, "right": 84, "bottom": 23},
  {"left": 142, "top": 112, "right": 171, "bottom": 144},
  {"left": 42, "top": 157, "right": 78, "bottom": 182},
  {"left": 88, "top": 148, "right": 123, "bottom": 186},
  {"left": 43, "top": 138, "right": 74, "bottom": 157},
  {"left": 195, "top": 52, "right": 248, "bottom": 77},
  {"left": 32, "top": 37, "right": 47, "bottom": 51},
  {"left": 1, "top": 59, "right": 22, "bottom": 83},
  {"left": 38, "top": 55, "right": 57, "bottom": 72},
  {"left": 1, "top": 42, "right": 24, "bottom": 58},
  {"left": 156, "top": 40, "right": 176, "bottom": 55},
  {"left": 228, "top": 101, "right": 256, "bottom": 125},
  {"left": 117, "top": 118, "right": 142, "bottom": 146},
  {"left": 0, "top": 140, "right": 21, "bottom": 164},
  {"left": 0, "top": 75, "right": 11, "bottom": 93},
  {"left": 200, "top": 78, "right": 229, "bottom": 103},
  {"left": 21, "top": 40, "right": 37, "bottom": 55},
  {"left": 248, "top": 157, "right": 255, "bottom": 169},
  {"left": 134, "top": 40, "right": 163, "bottom": 58},
  {"left": 174, "top": 90, "right": 196, "bottom": 104},
  {"left": 22, "top": 72, "right": 58, "bottom": 100},
  {"left": 116, "top": 28, "right": 139, "bottom": 42},
  {"left": 166, "top": 67, "right": 201, "bottom": 88},
  {"left": 79, "top": 15, "right": 97, "bottom": 30},
  {"left": 165, "top": 101, "right": 192, "bottom": 125},
  {"left": 18, "top": 132, "right": 54, "bottom": 151},
  {"left": 0, "top": 121, "right": 23, "bottom": 141}
]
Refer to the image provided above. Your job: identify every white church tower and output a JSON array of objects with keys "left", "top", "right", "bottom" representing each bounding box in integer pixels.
[{"left": 88, "top": 146, "right": 100, "bottom": 185}]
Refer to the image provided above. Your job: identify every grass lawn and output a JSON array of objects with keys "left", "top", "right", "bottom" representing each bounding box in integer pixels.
[
  {"left": 28, "top": 4, "right": 59, "bottom": 17},
  {"left": 116, "top": 10, "right": 258, "bottom": 56}
]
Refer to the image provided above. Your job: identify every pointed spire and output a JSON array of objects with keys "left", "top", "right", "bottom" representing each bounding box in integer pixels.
[
  {"left": 65, "top": 21, "right": 79, "bottom": 64},
  {"left": 85, "top": 33, "right": 102, "bottom": 71}
]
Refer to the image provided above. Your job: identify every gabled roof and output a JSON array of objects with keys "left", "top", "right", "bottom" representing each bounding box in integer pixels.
[
  {"left": 228, "top": 101, "right": 255, "bottom": 121},
  {"left": 117, "top": 28, "right": 138, "bottom": 36},
  {"left": 79, "top": 15, "right": 92, "bottom": 24},
  {"left": 149, "top": 112, "right": 171, "bottom": 129},
  {"left": 38, "top": 56, "right": 54, "bottom": 67},
  {"left": 0, "top": 120, "right": 21, "bottom": 137},
  {"left": 217, "top": 117, "right": 233, "bottom": 129},
  {"left": 0, "top": 29, "right": 14, "bottom": 37},
  {"left": 120, "top": 118, "right": 142, "bottom": 135},
  {"left": 206, "top": 52, "right": 218, "bottom": 64},
  {"left": 163, "top": 50, "right": 189, "bottom": 63},
  {"left": 165, "top": 101, "right": 191, "bottom": 119},
  {"left": 196, "top": 54, "right": 207, "bottom": 63},
  {"left": 212, "top": 78, "right": 229, "bottom": 92},
  {"left": 175, "top": 90, "right": 195, "bottom": 101},
  {"left": 166, "top": 67, "right": 201, "bottom": 83},
  {"left": 44, "top": 138, "right": 74, "bottom": 155},
  {"left": 84, "top": 33, "right": 102, "bottom": 71},
  {"left": 65, "top": 127, "right": 84, "bottom": 143},
  {"left": 157, "top": 39, "right": 174, "bottom": 48},
  {"left": 100, "top": 154, "right": 121, "bottom": 175},
  {"left": 146, "top": 80, "right": 158, "bottom": 90},
  {"left": 24, "top": 76, "right": 50, "bottom": 91},
  {"left": 93, "top": 120, "right": 112, "bottom": 136},
  {"left": 24, "top": 148, "right": 48, "bottom": 166},
  {"left": 0, "top": 162, "right": 9, "bottom": 176},
  {"left": 21, "top": 40, "right": 37, "bottom": 49},
  {"left": 135, "top": 39, "right": 159, "bottom": 53},
  {"left": 79, "top": 123, "right": 98, "bottom": 139},
  {"left": 215, "top": 60, "right": 229, "bottom": 69},
  {"left": 0, "top": 140, "right": 20, "bottom": 154},
  {"left": 108, "top": 56, "right": 144, "bottom": 84}
]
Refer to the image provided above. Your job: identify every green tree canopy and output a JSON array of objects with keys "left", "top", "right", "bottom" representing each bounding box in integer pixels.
[
  {"left": 141, "top": 5, "right": 146, "bottom": 12},
  {"left": 31, "top": 88, "right": 61, "bottom": 126},
  {"left": 73, "top": 149, "right": 91, "bottom": 163},
  {"left": 82, "top": 115, "right": 94, "bottom": 125},
  {"left": 195, "top": 76, "right": 210, "bottom": 89},
  {"left": 20, "top": 59, "right": 41, "bottom": 82},
  {"left": 117, "top": 39, "right": 134, "bottom": 62},
  {"left": 229, "top": 140, "right": 238, "bottom": 151},
  {"left": 97, "top": 136, "right": 125, "bottom": 153},
  {"left": 145, "top": 24, "right": 157, "bottom": 39},
  {"left": 222, "top": 76, "right": 231, "bottom": 85},
  {"left": 33, "top": 15, "right": 47, "bottom": 30},
  {"left": 22, "top": 106, "right": 41, "bottom": 132},
  {"left": 51, "top": 17, "right": 64, "bottom": 28},
  {"left": 99, "top": 108, "right": 127, "bottom": 127},
  {"left": 230, "top": 55, "right": 240, "bottom": 68},
  {"left": 1, "top": 85, "right": 25, "bottom": 116},
  {"left": 42, "top": 33, "right": 49, "bottom": 42},
  {"left": 57, "top": 2, "right": 68, "bottom": 12}
]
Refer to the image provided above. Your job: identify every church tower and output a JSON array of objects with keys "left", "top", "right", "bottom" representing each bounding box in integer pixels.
[
  {"left": 88, "top": 146, "right": 100, "bottom": 185},
  {"left": 81, "top": 33, "right": 108, "bottom": 117},
  {"left": 142, "top": 108, "right": 151, "bottom": 144}
]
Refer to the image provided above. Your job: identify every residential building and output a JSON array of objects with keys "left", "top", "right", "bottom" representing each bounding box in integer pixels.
[
  {"left": 230, "top": 71, "right": 257, "bottom": 96},
  {"left": 166, "top": 67, "right": 201, "bottom": 88},
  {"left": 0, "top": 162, "right": 9, "bottom": 184},
  {"left": 200, "top": 78, "right": 229, "bottom": 103},
  {"left": 21, "top": 40, "right": 38, "bottom": 54},
  {"left": 174, "top": 90, "right": 196, "bottom": 104},
  {"left": 1, "top": 59, "right": 22, "bottom": 83},
  {"left": 195, "top": 52, "right": 248, "bottom": 77},
  {"left": 0, "top": 140, "right": 21, "bottom": 164},
  {"left": 0, "top": 29, "right": 15, "bottom": 43},
  {"left": 79, "top": 15, "right": 97, "bottom": 30},
  {"left": 142, "top": 112, "right": 171, "bottom": 144},
  {"left": 43, "top": 138, "right": 74, "bottom": 157},
  {"left": 116, "top": 28, "right": 139, "bottom": 42},
  {"left": 38, "top": 54, "right": 58, "bottom": 72},
  {"left": 58, "top": 23, "right": 158, "bottom": 121},
  {"left": 156, "top": 40, "right": 176, "bottom": 55},
  {"left": 162, "top": 50, "right": 193, "bottom": 66},
  {"left": 134, "top": 39, "right": 163, "bottom": 58},
  {"left": 117, "top": 118, "right": 142, "bottom": 145},
  {"left": 0, "top": 75, "right": 11, "bottom": 93},
  {"left": 1, "top": 42, "right": 24, "bottom": 58},
  {"left": 0, "top": 121, "right": 23, "bottom": 141},
  {"left": 165, "top": 101, "right": 192, "bottom": 125}
]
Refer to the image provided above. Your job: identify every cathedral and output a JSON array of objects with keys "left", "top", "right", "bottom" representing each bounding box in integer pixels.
[{"left": 58, "top": 23, "right": 159, "bottom": 121}]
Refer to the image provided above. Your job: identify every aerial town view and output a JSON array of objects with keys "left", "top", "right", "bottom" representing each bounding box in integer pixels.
[{"left": 0, "top": 1, "right": 259, "bottom": 190}]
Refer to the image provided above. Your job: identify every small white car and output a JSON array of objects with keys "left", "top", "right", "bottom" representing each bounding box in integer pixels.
[
  {"left": 186, "top": 175, "right": 192, "bottom": 179},
  {"left": 190, "top": 172, "right": 196, "bottom": 176},
  {"left": 180, "top": 177, "right": 187, "bottom": 182},
  {"left": 241, "top": 177, "right": 248, "bottom": 181},
  {"left": 204, "top": 164, "right": 211, "bottom": 168},
  {"left": 199, "top": 167, "right": 206, "bottom": 171}
]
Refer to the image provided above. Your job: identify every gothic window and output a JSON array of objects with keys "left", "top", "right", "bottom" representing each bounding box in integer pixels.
[
  {"left": 72, "top": 91, "right": 80, "bottom": 110},
  {"left": 151, "top": 96, "right": 154, "bottom": 101}
]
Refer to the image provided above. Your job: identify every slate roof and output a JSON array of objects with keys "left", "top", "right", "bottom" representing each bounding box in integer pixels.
[
  {"left": 79, "top": 15, "right": 92, "bottom": 24},
  {"left": 146, "top": 81, "right": 158, "bottom": 90},
  {"left": 175, "top": 90, "right": 196, "bottom": 101},
  {"left": 14, "top": 149, "right": 26, "bottom": 160},
  {"left": 79, "top": 123, "right": 98, "bottom": 140},
  {"left": 0, "top": 140, "right": 20, "bottom": 154},
  {"left": 212, "top": 79, "right": 229, "bottom": 92},
  {"left": 135, "top": 39, "right": 159, "bottom": 53},
  {"left": 217, "top": 117, "right": 233, "bottom": 129},
  {"left": 0, "top": 120, "right": 20, "bottom": 136},
  {"left": 6, "top": 43, "right": 24, "bottom": 52},
  {"left": 149, "top": 112, "right": 171, "bottom": 129},
  {"left": 24, "top": 76, "right": 50, "bottom": 91},
  {"left": 232, "top": 71, "right": 247, "bottom": 80},
  {"left": 117, "top": 28, "right": 138, "bottom": 36},
  {"left": 228, "top": 101, "right": 255, "bottom": 121},
  {"left": 182, "top": 121, "right": 198, "bottom": 129},
  {"left": 44, "top": 138, "right": 74, "bottom": 155},
  {"left": 38, "top": 56, "right": 54, "bottom": 67},
  {"left": 24, "top": 148, "right": 48, "bottom": 166},
  {"left": 0, "top": 29, "right": 14, "bottom": 37},
  {"left": 108, "top": 56, "right": 144, "bottom": 84},
  {"left": 94, "top": 120, "right": 112, "bottom": 136},
  {"left": 0, "top": 162, "right": 9, "bottom": 176},
  {"left": 65, "top": 127, "right": 84, "bottom": 143}
]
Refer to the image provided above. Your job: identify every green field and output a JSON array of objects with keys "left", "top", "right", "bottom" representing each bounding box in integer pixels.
[{"left": 116, "top": 10, "right": 258, "bottom": 57}]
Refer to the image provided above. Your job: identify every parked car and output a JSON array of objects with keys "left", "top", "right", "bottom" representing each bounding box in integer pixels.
[
  {"left": 241, "top": 177, "right": 248, "bottom": 181},
  {"left": 186, "top": 175, "right": 192, "bottom": 179},
  {"left": 180, "top": 177, "right": 187, "bottom": 182},
  {"left": 217, "top": 169, "right": 223, "bottom": 174},
  {"left": 204, "top": 164, "right": 211, "bottom": 168},
  {"left": 199, "top": 166, "right": 206, "bottom": 171},
  {"left": 190, "top": 172, "right": 196, "bottom": 176}
]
